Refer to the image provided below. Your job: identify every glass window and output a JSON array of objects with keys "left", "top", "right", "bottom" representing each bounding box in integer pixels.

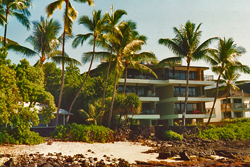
[{"left": 234, "top": 99, "right": 242, "bottom": 103}]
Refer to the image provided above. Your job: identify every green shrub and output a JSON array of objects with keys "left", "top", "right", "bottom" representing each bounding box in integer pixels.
[
  {"left": 163, "top": 130, "right": 182, "bottom": 141},
  {"left": 51, "top": 123, "right": 113, "bottom": 143},
  {"left": 197, "top": 121, "right": 250, "bottom": 141},
  {"left": 0, "top": 126, "right": 44, "bottom": 145}
]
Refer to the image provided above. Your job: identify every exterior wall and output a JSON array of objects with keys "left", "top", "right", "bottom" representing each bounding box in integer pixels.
[
  {"left": 157, "top": 85, "right": 174, "bottom": 99},
  {"left": 156, "top": 102, "right": 174, "bottom": 115},
  {"left": 204, "top": 99, "right": 221, "bottom": 123}
]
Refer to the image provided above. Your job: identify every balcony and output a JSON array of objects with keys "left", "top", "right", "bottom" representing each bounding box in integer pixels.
[
  {"left": 221, "top": 103, "right": 250, "bottom": 111},
  {"left": 141, "top": 109, "right": 156, "bottom": 114},
  {"left": 174, "top": 91, "right": 206, "bottom": 98},
  {"left": 174, "top": 108, "right": 204, "bottom": 114}
]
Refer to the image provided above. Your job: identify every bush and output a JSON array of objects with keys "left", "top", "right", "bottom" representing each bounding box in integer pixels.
[
  {"left": 0, "top": 126, "right": 44, "bottom": 145},
  {"left": 51, "top": 123, "right": 113, "bottom": 143},
  {"left": 163, "top": 130, "right": 182, "bottom": 141},
  {"left": 197, "top": 121, "right": 250, "bottom": 141}
]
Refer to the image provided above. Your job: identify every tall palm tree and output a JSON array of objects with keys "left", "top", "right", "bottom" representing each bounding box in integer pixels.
[
  {"left": 122, "top": 30, "right": 157, "bottom": 93},
  {"left": 46, "top": 0, "right": 94, "bottom": 125},
  {"left": 95, "top": 21, "right": 151, "bottom": 128},
  {"left": 99, "top": 5, "right": 127, "bottom": 125},
  {"left": 0, "top": 0, "right": 33, "bottom": 47},
  {"left": 205, "top": 37, "right": 250, "bottom": 125},
  {"left": 66, "top": 9, "right": 106, "bottom": 124},
  {"left": 26, "top": 16, "right": 61, "bottom": 66},
  {"left": 218, "top": 67, "right": 246, "bottom": 119},
  {"left": 158, "top": 20, "right": 218, "bottom": 126}
]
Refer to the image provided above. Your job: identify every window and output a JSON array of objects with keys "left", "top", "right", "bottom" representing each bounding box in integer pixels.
[
  {"left": 234, "top": 99, "right": 242, "bottom": 103},
  {"left": 222, "top": 99, "right": 230, "bottom": 104}
]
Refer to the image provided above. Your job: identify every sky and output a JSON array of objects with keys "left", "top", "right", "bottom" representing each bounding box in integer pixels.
[{"left": 1, "top": 0, "right": 250, "bottom": 80}]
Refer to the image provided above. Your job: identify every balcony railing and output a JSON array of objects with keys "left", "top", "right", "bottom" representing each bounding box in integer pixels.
[
  {"left": 141, "top": 109, "right": 156, "bottom": 114},
  {"left": 174, "top": 91, "right": 206, "bottom": 97},
  {"left": 174, "top": 108, "right": 203, "bottom": 114},
  {"left": 125, "top": 74, "right": 202, "bottom": 81},
  {"left": 221, "top": 103, "right": 250, "bottom": 111}
]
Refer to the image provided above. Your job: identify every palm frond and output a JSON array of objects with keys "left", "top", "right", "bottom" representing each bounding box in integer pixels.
[
  {"left": 51, "top": 56, "right": 82, "bottom": 66},
  {"left": 46, "top": 0, "right": 64, "bottom": 17},
  {"left": 6, "top": 43, "right": 37, "bottom": 57},
  {"left": 157, "top": 57, "right": 182, "bottom": 67},
  {"left": 12, "top": 12, "right": 30, "bottom": 29},
  {"left": 72, "top": 33, "right": 92, "bottom": 48}
]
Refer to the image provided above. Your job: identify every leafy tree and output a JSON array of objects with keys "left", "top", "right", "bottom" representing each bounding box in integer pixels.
[
  {"left": 205, "top": 38, "right": 250, "bottom": 125},
  {"left": 158, "top": 20, "right": 218, "bottom": 126},
  {"left": 0, "top": 0, "right": 33, "bottom": 46},
  {"left": 78, "top": 103, "right": 104, "bottom": 125},
  {"left": 66, "top": 10, "right": 106, "bottom": 123},
  {"left": 46, "top": 0, "right": 93, "bottom": 125}
]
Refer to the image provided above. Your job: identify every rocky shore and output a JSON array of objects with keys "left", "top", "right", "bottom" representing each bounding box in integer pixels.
[{"left": 1, "top": 137, "right": 250, "bottom": 166}]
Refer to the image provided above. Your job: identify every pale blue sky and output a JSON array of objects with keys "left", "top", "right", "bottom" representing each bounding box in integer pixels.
[{"left": 1, "top": 0, "right": 250, "bottom": 80}]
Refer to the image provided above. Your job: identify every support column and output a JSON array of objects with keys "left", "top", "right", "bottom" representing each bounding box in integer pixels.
[{"left": 168, "top": 119, "right": 174, "bottom": 126}]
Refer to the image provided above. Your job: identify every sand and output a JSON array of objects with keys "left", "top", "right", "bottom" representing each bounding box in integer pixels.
[{"left": 0, "top": 141, "right": 180, "bottom": 164}]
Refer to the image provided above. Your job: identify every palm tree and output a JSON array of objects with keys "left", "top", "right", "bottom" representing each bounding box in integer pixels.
[
  {"left": 218, "top": 67, "right": 246, "bottom": 119},
  {"left": 95, "top": 21, "right": 151, "bottom": 128},
  {"left": 78, "top": 103, "right": 104, "bottom": 125},
  {"left": 46, "top": 0, "right": 94, "bottom": 125},
  {"left": 0, "top": 0, "right": 33, "bottom": 47},
  {"left": 122, "top": 30, "right": 157, "bottom": 93},
  {"left": 99, "top": 5, "right": 127, "bottom": 125},
  {"left": 66, "top": 10, "right": 106, "bottom": 124},
  {"left": 205, "top": 37, "right": 250, "bottom": 125},
  {"left": 26, "top": 16, "right": 61, "bottom": 66},
  {"left": 158, "top": 20, "right": 218, "bottom": 126}
]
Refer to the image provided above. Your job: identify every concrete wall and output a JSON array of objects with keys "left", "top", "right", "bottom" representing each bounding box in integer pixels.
[
  {"left": 156, "top": 102, "right": 174, "bottom": 115},
  {"left": 204, "top": 99, "right": 221, "bottom": 122},
  {"left": 157, "top": 85, "right": 174, "bottom": 99}
]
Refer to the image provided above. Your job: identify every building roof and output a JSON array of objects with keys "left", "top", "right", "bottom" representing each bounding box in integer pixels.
[
  {"left": 206, "top": 89, "right": 250, "bottom": 99},
  {"left": 23, "top": 102, "right": 73, "bottom": 115}
]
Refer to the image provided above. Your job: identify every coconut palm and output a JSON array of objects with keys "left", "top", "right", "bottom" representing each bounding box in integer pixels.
[
  {"left": 121, "top": 29, "right": 157, "bottom": 93},
  {"left": 218, "top": 66, "right": 248, "bottom": 119},
  {"left": 94, "top": 21, "right": 152, "bottom": 128},
  {"left": 98, "top": 5, "right": 127, "bottom": 125},
  {"left": 46, "top": 0, "right": 94, "bottom": 125},
  {"left": 25, "top": 16, "right": 61, "bottom": 66},
  {"left": 66, "top": 10, "right": 106, "bottom": 124},
  {"left": 0, "top": 0, "right": 33, "bottom": 47},
  {"left": 205, "top": 37, "right": 250, "bottom": 125},
  {"left": 78, "top": 103, "right": 104, "bottom": 125},
  {"left": 158, "top": 20, "right": 218, "bottom": 126}
]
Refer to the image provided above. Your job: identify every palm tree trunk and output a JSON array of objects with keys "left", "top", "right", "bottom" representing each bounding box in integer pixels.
[
  {"left": 224, "top": 89, "right": 230, "bottom": 119},
  {"left": 123, "top": 65, "right": 128, "bottom": 94},
  {"left": 56, "top": 29, "right": 66, "bottom": 126},
  {"left": 3, "top": 10, "right": 8, "bottom": 47},
  {"left": 100, "top": 44, "right": 113, "bottom": 124},
  {"left": 206, "top": 74, "right": 221, "bottom": 126},
  {"left": 107, "top": 71, "right": 119, "bottom": 128},
  {"left": 66, "top": 37, "right": 96, "bottom": 124},
  {"left": 182, "top": 60, "right": 190, "bottom": 126}
]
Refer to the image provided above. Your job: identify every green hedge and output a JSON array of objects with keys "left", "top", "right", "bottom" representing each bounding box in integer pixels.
[
  {"left": 163, "top": 130, "right": 182, "bottom": 141},
  {"left": 50, "top": 123, "right": 113, "bottom": 143},
  {"left": 197, "top": 122, "right": 250, "bottom": 140},
  {"left": 0, "top": 127, "right": 44, "bottom": 145}
]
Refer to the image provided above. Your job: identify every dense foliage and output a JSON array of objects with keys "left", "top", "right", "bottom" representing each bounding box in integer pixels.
[
  {"left": 197, "top": 120, "right": 250, "bottom": 140},
  {"left": 163, "top": 130, "right": 183, "bottom": 141},
  {"left": 50, "top": 123, "right": 113, "bottom": 143},
  {"left": 0, "top": 127, "right": 44, "bottom": 145}
]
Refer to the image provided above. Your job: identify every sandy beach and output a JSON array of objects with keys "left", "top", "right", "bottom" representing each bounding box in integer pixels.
[{"left": 0, "top": 141, "right": 180, "bottom": 165}]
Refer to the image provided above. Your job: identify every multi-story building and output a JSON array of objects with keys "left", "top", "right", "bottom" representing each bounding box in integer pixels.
[
  {"left": 118, "top": 63, "right": 215, "bottom": 126},
  {"left": 205, "top": 89, "right": 250, "bottom": 123}
]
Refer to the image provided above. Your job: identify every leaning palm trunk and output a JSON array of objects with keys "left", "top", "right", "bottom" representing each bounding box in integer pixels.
[
  {"left": 56, "top": 29, "right": 66, "bottom": 125},
  {"left": 206, "top": 75, "right": 221, "bottom": 126},
  {"left": 3, "top": 12, "right": 8, "bottom": 47},
  {"left": 123, "top": 65, "right": 128, "bottom": 94},
  {"left": 182, "top": 60, "right": 190, "bottom": 126},
  {"left": 224, "top": 90, "right": 230, "bottom": 119},
  {"left": 100, "top": 44, "right": 114, "bottom": 124},
  {"left": 107, "top": 71, "right": 119, "bottom": 128},
  {"left": 66, "top": 38, "right": 96, "bottom": 124}
]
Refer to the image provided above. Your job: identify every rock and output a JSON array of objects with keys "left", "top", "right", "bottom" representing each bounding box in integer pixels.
[
  {"left": 158, "top": 152, "right": 172, "bottom": 159},
  {"left": 179, "top": 151, "right": 191, "bottom": 161}
]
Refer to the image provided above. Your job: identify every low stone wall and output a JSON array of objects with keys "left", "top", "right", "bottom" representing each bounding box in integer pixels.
[{"left": 31, "top": 127, "right": 56, "bottom": 137}]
